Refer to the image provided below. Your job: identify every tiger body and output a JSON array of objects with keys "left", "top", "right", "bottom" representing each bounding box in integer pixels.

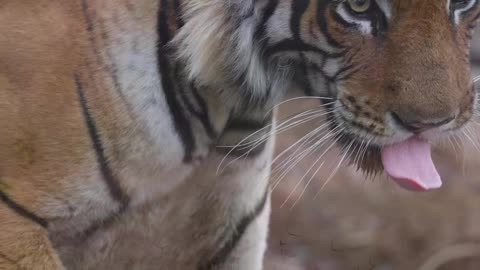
[
  {"left": 1, "top": 1, "right": 274, "bottom": 269},
  {"left": 1, "top": 0, "right": 479, "bottom": 269}
]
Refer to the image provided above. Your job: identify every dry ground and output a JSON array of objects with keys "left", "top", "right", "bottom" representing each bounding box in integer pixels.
[{"left": 265, "top": 37, "right": 480, "bottom": 270}]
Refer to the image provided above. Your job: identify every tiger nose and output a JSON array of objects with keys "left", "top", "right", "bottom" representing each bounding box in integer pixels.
[{"left": 391, "top": 112, "right": 455, "bottom": 133}]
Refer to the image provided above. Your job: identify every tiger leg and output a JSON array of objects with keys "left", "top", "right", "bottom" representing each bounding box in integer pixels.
[
  {"left": 217, "top": 194, "right": 271, "bottom": 270},
  {"left": 205, "top": 129, "right": 274, "bottom": 270},
  {"left": 0, "top": 205, "right": 64, "bottom": 270}
]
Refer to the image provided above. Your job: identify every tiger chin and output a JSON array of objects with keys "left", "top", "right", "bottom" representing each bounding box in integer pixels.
[{"left": 0, "top": 0, "right": 479, "bottom": 269}]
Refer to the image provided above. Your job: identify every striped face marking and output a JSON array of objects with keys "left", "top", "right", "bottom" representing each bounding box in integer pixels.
[
  {"left": 333, "top": 0, "right": 479, "bottom": 35},
  {"left": 333, "top": 0, "right": 390, "bottom": 35},
  {"left": 450, "top": 0, "right": 478, "bottom": 24},
  {"left": 335, "top": 2, "right": 374, "bottom": 34},
  {"left": 257, "top": 0, "right": 480, "bottom": 172}
]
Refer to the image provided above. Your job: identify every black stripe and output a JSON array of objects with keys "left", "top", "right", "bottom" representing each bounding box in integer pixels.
[
  {"left": 226, "top": 118, "right": 269, "bottom": 131},
  {"left": 79, "top": 206, "right": 127, "bottom": 240},
  {"left": 290, "top": 0, "right": 309, "bottom": 39},
  {"left": 254, "top": 0, "right": 279, "bottom": 47},
  {"left": 74, "top": 75, "right": 130, "bottom": 206},
  {"left": 333, "top": 62, "right": 354, "bottom": 79},
  {"left": 264, "top": 1, "right": 344, "bottom": 58},
  {"left": 0, "top": 190, "right": 48, "bottom": 228},
  {"left": 331, "top": 6, "right": 358, "bottom": 29},
  {"left": 299, "top": 54, "right": 315, "bottom": 96},
  {"left": 157, "top": 0, "right": 196, "bottom": 162},
  {"left": 172, "top": 0, "right": 185, "bottom": 28},
  {"left": 215, "top": 116, "right": 271, "bottom": 157},
  {"left": 80, "top": 0, "right": 94, "bottom": 33},
  {"left": 253, "top": 0, "right": 279, "bottom": 102},
  {"left": 317, "top": 1, "right": 342, "bottom": 48},
  {"left": 451, "top": 0, "right": 479, "bottom": 22},
  {"left": 191, "top": 84, "right": 217, "bottom": 139},
  {"left": 232, "top": 0, "right": 279, "bottom": 105},
  {"left": 331, "top": 1, "right": 388, "bottom": 37},
  {"left": 198, "top": 190, "right": 269, "bottom": 270},
  {"left": 265, "top": 39, "right": 343, "bottom": 58},
  {"left": 80, "top": 0, "right": 136, "bottom": 121},
  {"left": 216, "top": 141, "right": 268, "bottom": 157},
  {"left": 172, "top": 63, "right": 217, "bottom": 139}
]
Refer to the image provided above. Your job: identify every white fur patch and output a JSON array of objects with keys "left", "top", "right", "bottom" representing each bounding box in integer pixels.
[
  {"left": 174, "top": 0, "right": 271, "bottom": 101},
  {"left": 336, "top": 4, "right": 373, "bottom": 35},
  {"left": 376, "top": 0, "right": 392, "bottom": 19},
  {"left": 452, "top": 0, "right": 477, "bottom": 24}
]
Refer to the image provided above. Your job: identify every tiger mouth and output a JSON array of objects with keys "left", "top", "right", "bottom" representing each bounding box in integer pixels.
[
  {"left": 324, "top": 100, "right": 459, "bottom": 192},
  {"left": 335, "top": 132, "right": 383, "bottom": 175},
  {"left": 332, "top": 123, "right": 443, "bottom": 192},
  {"left": 322, "top": 101, "right": 384, "bottom": 175}
]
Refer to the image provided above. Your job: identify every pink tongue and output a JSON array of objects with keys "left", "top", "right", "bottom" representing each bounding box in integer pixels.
[{"left": 381, "top": 137, "right": 442, "bottom": 192}]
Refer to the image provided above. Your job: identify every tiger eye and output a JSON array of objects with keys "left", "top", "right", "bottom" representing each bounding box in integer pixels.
[{"left": 347, "top": 0, "right": 371, "bottom": 13}]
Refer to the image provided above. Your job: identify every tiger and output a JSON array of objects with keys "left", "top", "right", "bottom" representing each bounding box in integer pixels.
[{"left": 0, "top": 0, "right": 479, "bottom": 269}]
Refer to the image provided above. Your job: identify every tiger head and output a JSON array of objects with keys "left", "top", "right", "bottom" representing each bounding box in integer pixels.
[{"left": 177, "top": 0, "right": 480, "bottom": 191}]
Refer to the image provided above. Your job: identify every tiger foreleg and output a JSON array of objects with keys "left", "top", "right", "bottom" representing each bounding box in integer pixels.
[
  {"left": 0, "top": 205, "right": 64, "bottom": 270},
  {"left": 217, "top": 194, "right": 271, "bottom": 270}
]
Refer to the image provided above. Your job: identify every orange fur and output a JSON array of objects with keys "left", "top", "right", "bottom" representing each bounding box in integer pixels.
[{"left": 0, "top": 0, "right": 479, "bottom": 269}]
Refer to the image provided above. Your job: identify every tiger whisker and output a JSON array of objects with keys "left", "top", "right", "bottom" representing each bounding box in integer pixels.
[
  {"left": 272, "top": 124, "right": 342, "bottom": 197},
  {"left": 352, "top": 138, "right": 366, "bottom": 167},
  {"left": 218, "top": 108, "right": 320, "bottom": 149},
  {"left": 473, "top": 74, "right": 480, "bottom": 83},
  {"left": 250, "top": 124, "right": 333, "bottom": 196},
  {"left": 217, "top": 105, "right": 334, "bottom": 151},
  {"left": 270, "top": 129, "right": 332, "bottom": 192},
  {"left": 216, "top": 107, "right": 331, "bottom": 174},
  {"left": 269, "top": 119, "right": 335, "bottom": 177},
  {"left": 288, "top": 132, "right": 347, "bottom": 209},
  {"left": 266, "top": 96, "right": 334, "bottom": 116},
  {"left": 218, "top": 109, "right": 334, "bottom": 173},
  {"left": 269, "top": 120, "right": 338, "bottom": 184},
  {"left": 278, "top": 131, "right": 342, "bottom": 208},
  {"left": 313, "top": 138, "right": 355, "bottom": 200},
  {"left": 462, "top": 125, "right": 480, "bottom": 152},
  {"left": 357, "top": 138, "right": 371, "bottom": 170},
  {"left": 446, "top": 136, "right": 460, "bottom": 162}
]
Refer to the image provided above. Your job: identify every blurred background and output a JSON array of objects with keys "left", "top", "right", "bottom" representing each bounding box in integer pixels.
[{"left": 265, "top": 35, "right": 480, "bottom": 270}]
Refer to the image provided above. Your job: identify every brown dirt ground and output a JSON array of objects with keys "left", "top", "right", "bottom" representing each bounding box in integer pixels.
[{"left": 265, "top": 38, "right": 480, "bottom": 269}]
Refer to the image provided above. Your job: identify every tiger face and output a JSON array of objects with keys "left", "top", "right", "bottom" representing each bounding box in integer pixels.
[
  {"left": 264, "top": 0, "right": 480, "bottom": 190},
  {"left": 179, "top": 0, "right": 480, "bottom": 190}
]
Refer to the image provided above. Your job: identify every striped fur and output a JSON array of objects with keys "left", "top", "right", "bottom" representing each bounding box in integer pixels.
[{"left": 0, "top": 0, "right": 479, "bottom": 269}]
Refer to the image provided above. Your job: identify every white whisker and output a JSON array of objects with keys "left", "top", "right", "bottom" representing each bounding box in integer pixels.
[
  {"left": 270, "top": 120, "right": 334, "bottom": 171},
  {"left": 473, "top": 74, "right": 480, "bottom": 83},
  {"left": 462, "top": 126, "right": 480, "bottom": 152},
  {"left": 276, "top": 126, "right": 344, "bottom": 206},
  {"left": 269, "top": 121, "right": 336, "bottom": 176},
  {"left": 218, "top": 109, "right": 333, "bottom": 173},
  {"left": 313, "top": 139, "right": 355, "bottom": 200},
  {"left": 216, "top": 107, "right": 332, "bottom": 174},
  {"left": 270, "top": 128, "right": 333, "bottom": 191},
  {"left": 266, "top": 97, "right": 334, "bottom": 116},
  {"left": 289, "top": 132, "right": 347, "bottom": 209}
]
